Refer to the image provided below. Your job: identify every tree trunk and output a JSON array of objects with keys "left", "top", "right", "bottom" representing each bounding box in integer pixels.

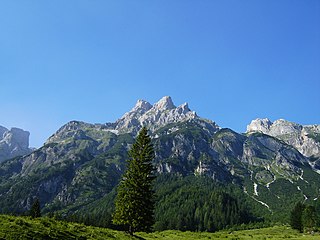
[{"left": 129, "top": 225, "right": 133, "bottom": 235}]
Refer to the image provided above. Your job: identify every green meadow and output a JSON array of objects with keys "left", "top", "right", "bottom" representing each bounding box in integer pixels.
[{"left": 0, "top": 215, "right": 319, "bottom": 240}]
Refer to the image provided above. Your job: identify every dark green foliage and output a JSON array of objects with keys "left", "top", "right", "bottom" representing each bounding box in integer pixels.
[
  {"left": 290, "top": 202, "right": 305, "bottom": 232},
  {"left": 112, "top": 127, "right": 155, "bottom": 234},
  {"left": 302, "top": 205, "right": 317, "bottom": 232},
  {"left": 315, "top": 199, "right": 320, "bottom": 226},
  {"left": 30, "top": 198, "right": 41, "bottom": 218},
  {"left": 251, "top": 178, "right": 302, "bottom": 223},
  {"left": 66, "top": 175, "right": 262, "bottom": 232},
  {"left": 153, "top": 175, "right": 257, "bottom": 232},
  {"left": 65, "top": 188, "right": 117, "bottom": 228},
  {"left": 290, "top": 202, "right": 319, "bottom": 232}
]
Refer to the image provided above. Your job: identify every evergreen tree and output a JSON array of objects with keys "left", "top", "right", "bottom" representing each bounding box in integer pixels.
[
  {"left": 315, "top": 199, "right": 320, "bottom": 227},
  {"left": 302, "top": 205, "right": 317, "bottom": 232},
  {"left": 112, "top": 127, "right": 155, "bottom": 235},
  {"left": 290, "top": 202, "right": 304, "bottom": 232},
  {"left": 30, "top": 198, "right": 41, "bottom": 218}
]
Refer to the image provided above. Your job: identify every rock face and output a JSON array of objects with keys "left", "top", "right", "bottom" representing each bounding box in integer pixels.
[
  {"left": 0, "top": 126, "right": 32, "bottom": 162},
  {"left": 112, "top": 96, "right": 212, "bottom": 134},
  {"left": 246, "top": 118, "right": 272, "bottom": 133},
  {"left": 247, "top": 118, "right": 320, "bottom": 158}
]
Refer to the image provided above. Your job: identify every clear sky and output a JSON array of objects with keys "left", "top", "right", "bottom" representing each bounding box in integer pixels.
[{"left": 1, "top": 0, "right": 319, "bottom": 148}]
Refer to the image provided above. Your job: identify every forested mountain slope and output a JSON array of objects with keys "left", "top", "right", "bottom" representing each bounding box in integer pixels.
[{"left": 0, "top": 96, "right": 319, "bottom": 230}]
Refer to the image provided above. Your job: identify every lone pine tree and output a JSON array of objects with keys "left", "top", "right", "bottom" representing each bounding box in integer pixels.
[
  {"left": 290, "top": 202, "right": 305, "bottom": 232},
  {"left": 112, "top": 127, "right": 155, "bottom": 235},
  {"left": 30, "top": 198, "right": 41, "bottom": 218}
]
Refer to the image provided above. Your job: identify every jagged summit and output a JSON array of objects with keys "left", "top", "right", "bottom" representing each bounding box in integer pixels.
[
  {"left": 153, "top": 96, "right": 175, "bottom": 110},
  {"left": 113, "top": 96, "right": 215, "bottom": 134},
  {"left": 46, "top": 96, "right": 219, "bottom": 144},
  {"left": 247, "top": 118, "right": 320, "bottom": 158},
  {"left": 246, "top": 118, "right": 304, "bottom": 135},
  {"left": 131, "top": 99, "right": 152, "bottom": 113},
  {"left": 0, "top": 125, "right": 32, "bottom": 162},
  {"left": 246, "top": 118, "right": 272, "bottom": 133},
  {"left": 176, "top": 102, "right": 191, "bottom": 115}
]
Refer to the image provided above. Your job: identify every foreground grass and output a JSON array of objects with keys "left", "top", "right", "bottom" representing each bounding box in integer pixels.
[
  {"left": 0, "top": 215, "right": 319, "bottom": 239},
  {"left": 0, "top": 215, "right": 130, "bottom": 240},
  {"left": 139, "top": 227, "right": 320, "bottom": 240}
]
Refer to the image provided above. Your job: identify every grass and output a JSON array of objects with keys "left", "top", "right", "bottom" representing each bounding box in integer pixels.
[
  {"left": 139, "top": 226, "right": 320, "bottom": 240},
  {"left": 0, "top": 215, "right": 319, "bottom": 240},
  {"left": 0, "top": 215, "right": 130, "bottom": 240}
]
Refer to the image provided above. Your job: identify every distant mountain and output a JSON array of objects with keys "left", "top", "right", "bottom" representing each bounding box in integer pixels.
[
  {"left": 111, "top": 96, "right": 211, "bottom": 134},
  {"left": 0, "top": 97, "right": 319, "bottom": 230},
  {"left": 247, "top": 118, "right": 320, "bottom": 172},
  {"left": 0, "top": 126, "right": 33, "bottom": 162}
]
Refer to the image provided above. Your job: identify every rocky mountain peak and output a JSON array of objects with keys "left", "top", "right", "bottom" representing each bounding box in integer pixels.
[
  {"left": 246, "top": 118, "right": 272, "bottom": 133},
  {"left": 247, "top": 118, "right": 320, "bottom": 159},
  {"left": 0, "top": 126, "right": 32, "bottom": 162},
  {"left": 270, "top": 119, "right": 302, "bottom": 135},
  {"left": 247, "top": 118, "right": 303, "bottom": 135},
  {"left": 46, "top": 97, "right": 219, "bottom": 147},
  {"left": 131, "top": 99, "right": 152, "bottom": 113},
  {"left": 3, "top": 128, "right": 30, "bottom": 148},
  {"left": 107, "top": 96, "right": 217, "bottom": 134},
  {"left": 176, "top": 102, "right": 190, "bottom": 113},
  {"left": 153, "top": 96, "right": 175, "bottom": 110}
]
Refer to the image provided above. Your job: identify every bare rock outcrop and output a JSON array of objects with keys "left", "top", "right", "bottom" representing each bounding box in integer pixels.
[
  {"left": 0, "top": 126, "right": 32, "bottom": 162},
  {"left": 247, "top": 118, "right": 320, "bottom": 158}
]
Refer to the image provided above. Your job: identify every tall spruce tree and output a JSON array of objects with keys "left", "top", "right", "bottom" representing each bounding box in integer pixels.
[
  {"left": 112, "top": 127, "right": 155, "bottom": 235},
  {"left": 302, "top": 205, "right": 317, "bottom": 232},
  {"left": 290, "top": 202, "right": 305, "bottom": 232},
  {"left": 30, "top": 198, "right": 41, "bottom": 218}
]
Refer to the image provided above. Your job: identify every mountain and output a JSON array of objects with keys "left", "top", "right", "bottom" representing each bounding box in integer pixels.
[
  {"left": 0, "top": 97, "right": 319, "bottom": 230},
  {"left": 247, "top": 118, "right": 320, "bottom": 172},
  {"left": 0, "top": 126, "right": 33, "bottom": 162}
]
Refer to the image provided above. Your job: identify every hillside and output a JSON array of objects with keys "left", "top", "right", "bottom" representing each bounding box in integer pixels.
[
  {"left": 0, "top": 215, "right": 129, "bottom": 240},
  {"left": 0, "top": 215, "right": 319, "bottom": 240},
  {"left": 0, "top": 96, "right": 319, "bottom": 230}
]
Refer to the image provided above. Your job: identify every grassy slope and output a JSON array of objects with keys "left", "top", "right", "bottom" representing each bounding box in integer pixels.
[
  {"left": 0, "top": 215, "right": 319, "bottom": 240},
  {"left": 0, "top": 215, "right": 129, "bottom": 240},
  {"left": 140, "top": 227, "right": 320, "bottom": 240}
]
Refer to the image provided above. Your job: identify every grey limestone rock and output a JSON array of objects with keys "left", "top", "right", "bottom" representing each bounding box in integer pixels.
[
  {"left": 113, "top": 96, "right": 216, "bottom": 134},
  {"left": 247, "top": 118, "right": 320, "bottom": 158},
  {"left": 0, "top": 126, "right": 32, "bottom": 162},
  {"left": 246, "top": 118, "right": 272, "bottom": 133},
  {"left": 0, "top": 126, "right": 8, "bottom": 139}
]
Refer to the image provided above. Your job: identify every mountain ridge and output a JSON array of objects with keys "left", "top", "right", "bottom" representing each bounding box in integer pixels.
[
  {"left": 247, "top": 118, "right": 320, "bottom": 173},
  {"left": 0, "top": 96, "right": 319, "bottom": 228},
  {"left": 110, "top": 96, "right": 210, "bottom": 135}
]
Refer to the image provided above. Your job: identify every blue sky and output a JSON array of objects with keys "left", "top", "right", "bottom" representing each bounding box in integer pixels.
[{"left": 1, "top": 0, "right": 319, "bottom": 147}]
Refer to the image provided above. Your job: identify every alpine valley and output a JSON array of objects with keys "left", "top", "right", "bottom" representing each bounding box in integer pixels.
[{"left": 0, "top": 96, "right": 320, "bottom": 231}]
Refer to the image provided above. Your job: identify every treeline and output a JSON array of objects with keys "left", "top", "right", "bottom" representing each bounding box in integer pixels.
[
  {"left": 66, "top": 174, "right": 261, "bottom": 232},
  {"left": 290, "top": 201, "right": 320, "bottom": 233},
  {"left": 25, "top": 175, "right": 320, "bottom": 233},
  {"left": 153, "top": 174, "right": 259, "bottom": 232}
]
